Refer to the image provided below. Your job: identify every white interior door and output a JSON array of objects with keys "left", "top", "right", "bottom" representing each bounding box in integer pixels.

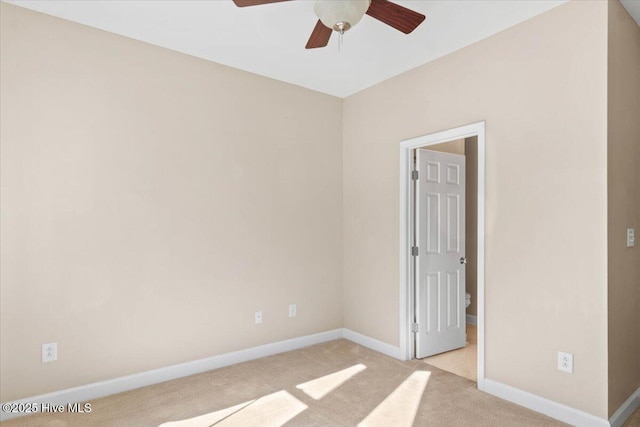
[{"left": 415, "top": 149, "right": 466, "bottom": 358}]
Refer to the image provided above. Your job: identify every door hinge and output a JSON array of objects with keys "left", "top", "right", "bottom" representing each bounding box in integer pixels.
[
  {"left": 411, "top": 170, "right": 419, "bottom": 180},
  {"left": 411, "top": 246, "right": 419, "bottom": 256},
  {"left": 412, "top": 322, "right": 419, "bottom": 333}
]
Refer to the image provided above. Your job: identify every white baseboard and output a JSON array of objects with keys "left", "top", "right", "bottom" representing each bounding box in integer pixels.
[
  {"left": 610, "top": 385, "right": 640, "bottom": 427},
  {"left": 484, "top": 379, "right": 609, "bottom": 427},
  {"left": 6, "top": 329, "right": 627, "bottom": 427},
  {"left": 466, "top": 314, "right": 477, "bottom": 325},
  {"left": 342, "top": 328, "right": 402, "bottom": 359},
  {"left": 0, "top": 329, "right": 343, "bottom": 422}
]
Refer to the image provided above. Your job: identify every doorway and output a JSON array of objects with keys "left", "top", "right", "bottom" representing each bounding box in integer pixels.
[{"left": 398, "top": 121, "right": 486, "bottom": 391}]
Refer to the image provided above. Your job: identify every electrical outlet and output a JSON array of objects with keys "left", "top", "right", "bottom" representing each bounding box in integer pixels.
[
  {"left": 255, "top": 311, "right": 262, "bottom": 324},
  {"left": 627, "top": 228, "right": 635, "bottom": 247},
  {"left": 289, "top": 304, "right": 297, "bottom": 318},
  {"left": 558, "top": 351, "right": 573, "bottom": 374},
  {"left": 42, "top": 342, "right": 57, "bottom": 363}
]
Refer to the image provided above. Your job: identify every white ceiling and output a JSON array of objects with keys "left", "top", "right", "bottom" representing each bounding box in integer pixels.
[{"left": 6, "top": 0, "right": 638, "bottom": 98}]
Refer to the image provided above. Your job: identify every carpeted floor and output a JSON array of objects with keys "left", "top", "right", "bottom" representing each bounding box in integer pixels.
[{"left": 2, "top": 339, "right": 573, "bottom": 426}]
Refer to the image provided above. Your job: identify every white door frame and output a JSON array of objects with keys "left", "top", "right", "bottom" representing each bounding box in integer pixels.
[{"left": 399, "top": 121, "right": 486, "bottom": 391}]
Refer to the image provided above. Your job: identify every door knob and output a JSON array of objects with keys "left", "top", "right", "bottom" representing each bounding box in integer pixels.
[{"left": 460, "top": 257, "right": 467, "bottom": 264}]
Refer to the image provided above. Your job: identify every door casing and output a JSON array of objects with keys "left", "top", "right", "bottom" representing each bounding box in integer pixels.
[{"left": 399, "top": 121, "right": 486, "bottom": 391}]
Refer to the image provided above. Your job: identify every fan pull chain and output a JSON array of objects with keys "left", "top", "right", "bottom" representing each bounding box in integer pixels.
[{"left": 339, "top": 30, "right": 343, "bottom": 53}]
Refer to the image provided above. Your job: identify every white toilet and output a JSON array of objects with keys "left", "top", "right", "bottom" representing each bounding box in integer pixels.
[{"left": 465, "top": 292, "right": 471, "bottom": 308}]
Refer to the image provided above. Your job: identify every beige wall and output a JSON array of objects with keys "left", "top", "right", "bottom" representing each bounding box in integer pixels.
[
  {"left": 0, "top": 3, "right": 343, "bottom": 402},
  {"left": 343, "top": 0, "right": 609, "bottom": 417},
  {"left": 465, "top": 137, "right": 478, "bottom": 316},
  {"left": 607, "top": 0, "right": 640, "bottom": 416},
  {"left": 424, "top": 139, "right": 465, "bottom": 155}
]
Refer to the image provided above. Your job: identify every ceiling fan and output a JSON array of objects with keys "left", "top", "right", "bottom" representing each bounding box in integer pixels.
[{"left": 232, "top": 0, "right": 426, "bottom": 49}]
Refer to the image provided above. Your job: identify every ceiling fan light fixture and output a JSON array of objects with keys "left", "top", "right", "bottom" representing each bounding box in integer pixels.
[{"left": 314, "top": 0, "right": 371, "bottom": 33}]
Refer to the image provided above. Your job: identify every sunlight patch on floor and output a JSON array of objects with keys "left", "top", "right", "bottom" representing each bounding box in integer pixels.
[
  {"left": 296, "top": 363, "right": 367, "bottom": 400},
  {"left": 158, "top": 400, "right": 254, "bottom": 427},
  {"left": 158, "top": 390, "right": 307, "bottom": 427},
  {"left": 357, "top": 370, "right": 431, "bottom": 427}
]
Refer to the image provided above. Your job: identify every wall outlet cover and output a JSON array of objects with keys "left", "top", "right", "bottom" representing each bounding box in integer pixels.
[
  {"left": 289, "top": 304, "right": 297, "bottom": 317},
  {"left": 557, "top": 351, "right": 573, "bottom": 374},
  {"left": 255, "top": 311, "right": 263, "bottom": 324},
  {"left": 42, "top": 342, "right": 57, "bottom": 363}
]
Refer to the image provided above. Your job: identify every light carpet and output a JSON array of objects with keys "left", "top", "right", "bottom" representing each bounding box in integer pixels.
[{"left": 3, "top": 339, "right": 569, "bottom": 426}]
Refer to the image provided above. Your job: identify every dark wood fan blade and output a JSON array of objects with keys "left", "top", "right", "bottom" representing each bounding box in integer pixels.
[
  {"left": 366, "top": 0, "right": 426, "bottom": 34},
  {"left": 232, "top": 0, "right": 291, "bottom": 7},
  {"left": 306, "top": 20, "right": 332, "bottom": 49}
]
